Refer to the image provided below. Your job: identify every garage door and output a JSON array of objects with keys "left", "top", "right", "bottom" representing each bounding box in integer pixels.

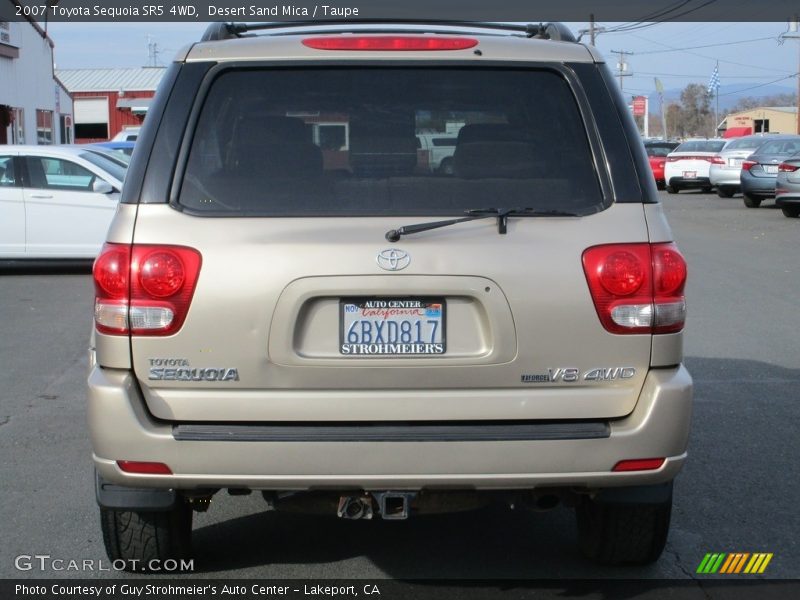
[{"left": 74, "top": 98, "right": 108, "bottom": 125}]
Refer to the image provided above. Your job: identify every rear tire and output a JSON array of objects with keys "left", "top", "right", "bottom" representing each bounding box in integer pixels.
[
  {"left": 438, "top": 157, "right": 454, "bottom": 176},
  {"left": 665, "top": 186, "right": 678, "bottom": 194},
  {"left": 717, "top": 187, "right": 735, "bottom": 198},
  {"left": 576, "top": 491, "right": 672, "bottom": 565},
  {"left": 743, "top": 194, "right": 761, "bottom": 208},
  {"left": 782, "top": 206, "right": 800, "bottom": 218},
  {"left": 100, "top": 502, "right": 192, "bottom": 572}
]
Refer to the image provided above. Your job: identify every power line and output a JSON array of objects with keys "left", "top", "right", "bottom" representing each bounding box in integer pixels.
[
  {"left": 626, "top": 32, "right": 790, "bottom": 74},
  {"left": 635, "top": 70, "right": 788, "bottom": 79},
  {"left": 633, "top": 35, "right": 777, "bottom": 55},
  {"left": 718, "top": 73, "right": 799, "bottom": 96},
  {"left": 602, "top": 1, "right": 693, "bottom": 33},
  {"left": 602, "top": 0, "right": 719, "bottom": 34}
]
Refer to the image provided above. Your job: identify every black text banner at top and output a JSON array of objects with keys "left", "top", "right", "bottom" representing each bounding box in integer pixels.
[{"left": 2, "top": 0, "right": 800, "bottom": 23}]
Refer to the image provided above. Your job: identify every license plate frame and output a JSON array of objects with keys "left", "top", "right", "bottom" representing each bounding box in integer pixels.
[
  {"left": 339, "top": 297, "right": 446, "bottom": 356},
  {"left": 765, "top": 165, "right": 779, "bottom": 174},
  {"left": 683, "top": 170, "right": 697, "bottom": 179}
]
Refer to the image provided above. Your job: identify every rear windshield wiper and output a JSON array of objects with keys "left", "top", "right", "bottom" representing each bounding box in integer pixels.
[{"left": 385, "top": 207, "right": 578, "bottom": 242}]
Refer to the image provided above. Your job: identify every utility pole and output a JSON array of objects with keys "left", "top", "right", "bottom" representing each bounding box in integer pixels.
[
  {"left": 146, "top": 36, "right": 160, "bottom": 67},
  {"left": 780, "top": 16, "right": 800, "bottom": 134},
  {"left": 578, "top": 16, "right": 605, "bottom": 46},
  {"left": 611, "top": 49, "right": 634, "bottom": 91}
]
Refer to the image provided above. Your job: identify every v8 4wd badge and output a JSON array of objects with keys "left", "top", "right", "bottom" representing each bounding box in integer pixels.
[{"left": 521, "top": 367, "right": 636, "bottom": 383}]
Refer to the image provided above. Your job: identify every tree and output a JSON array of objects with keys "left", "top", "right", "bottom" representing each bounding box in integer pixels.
[
  {"left": 675, "top": 83, "right": 715, "bottom": 137},
  {"left": 731, "top": 93, "right": 798, "bottom": 114}
]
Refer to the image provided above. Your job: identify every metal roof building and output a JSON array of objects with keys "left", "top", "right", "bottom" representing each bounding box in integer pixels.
[
  {"left": 55, "top": 67, "right": 167, "bottom": 142},
  {"left": 55, "top": 67, "right": 166, "bottom": 93}
]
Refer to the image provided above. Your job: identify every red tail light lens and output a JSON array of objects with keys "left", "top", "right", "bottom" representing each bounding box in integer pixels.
[
  {"left": 778, "top": 162, "right": 799, "bottom": 172},
  {"left": 582, "top": 243, "right": 687, "bottom": 335},
  {"left": 598, "top": 251, "right": 645, "bottom": 296},
  {"left": 302, "top": 36, "right": 478, "bottom": 51},
  {"left": 709, "top": 155, "right": 725, "bottom": 164},
  {"left": 93, "top": 244, "right": 131, "bottom": 334},
  {"left": 117, "top": 460, "right": 173, "bottom": 475},
  {"left": 742, "top": 160, "right": 757, "bottom": 171},
  {"left": 94, "top": 243, "right": 202, "bottom": 336},
  {"left": 612, "top": 458, "right": 665, "bottom": 472},
  {"left": 139, "top": 251, "right": 187, "bottom": 298}
]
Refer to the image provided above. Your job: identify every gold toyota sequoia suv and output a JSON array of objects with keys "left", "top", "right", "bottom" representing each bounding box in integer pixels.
[{"left": 88, "top": 21, "right": 692, "bottom": 569}]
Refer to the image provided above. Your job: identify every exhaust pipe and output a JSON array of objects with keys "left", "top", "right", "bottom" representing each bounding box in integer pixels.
[
  {"left": 530, "top": 494, "right": 560, "bottom": 511},
  {"left": 337, "top": 495, "right": 374, "bottom": 520}
]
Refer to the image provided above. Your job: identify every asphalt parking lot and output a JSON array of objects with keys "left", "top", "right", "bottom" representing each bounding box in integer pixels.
[{"left": 0, "top": 189, "right": 798, "bottom": 581}]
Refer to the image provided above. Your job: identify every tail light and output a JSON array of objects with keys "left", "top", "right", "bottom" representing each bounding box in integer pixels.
[
  {"left": 742, "top": 160, "right": 757, "bottom": 171},
  {"left": 117, "top": 460, "right": 173, "bottom": 475},
  {"left": 612, "top": 458, "right": 665, "bottom": 472},
  {"left": 778, "top": 162, "right": 799, "bottom": 172},
  {"left": 709, "top": 155, "right": 725, "bottom": 164},
  {"left": 302, "top": 36, "right": 478, "bottom": 51},
  {"left": 94, "top": 243, "right": 202, "bottom": 336},
  {"left": 582, "top": 243, "right": 687, "bottom": 335}
]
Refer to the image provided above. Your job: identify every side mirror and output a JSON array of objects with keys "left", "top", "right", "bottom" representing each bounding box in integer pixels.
[{"left": 92, "top": 179, "right": 114, "bottom": 194}]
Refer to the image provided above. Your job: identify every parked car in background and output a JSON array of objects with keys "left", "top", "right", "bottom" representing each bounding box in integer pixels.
[
  {"left": 663, "top": 139, "right": 726, "bottom": 194},
  {"left": 775, "top": 154, "right": 800, "bottom": 218},
  {"left": 85, "top": 143, "right": 133, "bottom": 168},
  {"left": 111, "top": 126, "right": 141, "bottom": 142},
  {"left": 740, "top": 135, "right": 800, "bottom": 208},
  {"left": 416, "top": 132, "right": 458, "bottom": 174},
  {"left": 708, "top": 134, "right": 770, "bottom": 198},
  {"left": 91, "top": 141, "right": 136, "bottom": 157},
  {"left": 0, "top": 145, "right": 123, "bottom": 259},
  {"left": 644, "top": 140, "right": 679, "bottom": 190}
]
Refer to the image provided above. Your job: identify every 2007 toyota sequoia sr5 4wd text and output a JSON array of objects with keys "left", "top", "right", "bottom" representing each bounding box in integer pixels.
[{"left": 88, "top": 21, "right": 692, "bottom": 569}]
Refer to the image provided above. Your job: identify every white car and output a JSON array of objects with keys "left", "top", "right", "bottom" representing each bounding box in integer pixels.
[
  {"left": 0, "top": 145, "right": 124, "bottom": 259},
  {"left": 111, "top": 127, "right": 141, "bottom": 142},
  {"left": 664, "top": 139, "right": 727, "bottom": 194},
  {"left": 416, "top": 132, "right": 459, "bottom": 174},
  {"left": 708, "top": 134, "right": 770, "bottom": 198}
]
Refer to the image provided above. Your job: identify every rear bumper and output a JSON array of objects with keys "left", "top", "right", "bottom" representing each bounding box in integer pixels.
[
  {"left": 776, "top": 194, "right": 800, "bottom": 207},
  {"left": 668, "top": 176, "right": 710, "bottom": 188},
  {"left": 741, "top": 173, "right": 777, "bottom": 196},
  {"left": 709, "top": 166, "right": 742, "bottom": 187},
  {"left": 88, "top": 360, "right": 693, "bottom": 491}
]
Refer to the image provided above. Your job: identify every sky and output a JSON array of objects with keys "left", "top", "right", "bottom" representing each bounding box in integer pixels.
[{"left": 44, "top": 21, "right": 800, "bottom": 98}]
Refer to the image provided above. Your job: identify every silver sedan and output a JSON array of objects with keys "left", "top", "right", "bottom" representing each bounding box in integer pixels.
[{"left": 775, "top": 154, "right": 800, "bottom": 218}]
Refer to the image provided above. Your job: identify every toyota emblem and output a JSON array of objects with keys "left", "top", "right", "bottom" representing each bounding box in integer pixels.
[{"left": 376, "top": 249, "right": 410, "bottom": 271}]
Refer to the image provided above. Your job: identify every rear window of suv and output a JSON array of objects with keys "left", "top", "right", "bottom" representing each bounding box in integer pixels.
[{"left": 177, "top": 68, "right": 605, "bottom": 216}]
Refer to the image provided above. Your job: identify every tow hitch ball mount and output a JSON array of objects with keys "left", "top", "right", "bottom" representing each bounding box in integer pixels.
[{"left": 337, "top": 492, "right": 417, "bottom": 520}]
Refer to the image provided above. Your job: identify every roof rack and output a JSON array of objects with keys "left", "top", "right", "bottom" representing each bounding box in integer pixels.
[{"left": 200, "top": 21, "right": 577, "bottom": 43}]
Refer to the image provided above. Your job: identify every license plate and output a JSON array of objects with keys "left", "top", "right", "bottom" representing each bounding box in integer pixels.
[
  {"left": 340, "top": 298, "right": 445, "bottom": 356},
  {"left": 683, "top": 171, "right": 697, "bottom": 179},
  {"left": 765, "top": 165, "right": 779, "bottom": 174},
  {"left": 729, "top": 158, "right": 743, "bottom": 167}
]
